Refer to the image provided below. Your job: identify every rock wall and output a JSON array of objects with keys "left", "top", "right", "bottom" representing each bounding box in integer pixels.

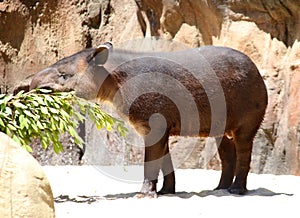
[{"left": 0, "top": 0, "right": 299, "bottom": 175}]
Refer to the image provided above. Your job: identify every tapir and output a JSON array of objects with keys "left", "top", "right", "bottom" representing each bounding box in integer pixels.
[{"left": 27, "top": 42, "right": 268, "bottom": 196}]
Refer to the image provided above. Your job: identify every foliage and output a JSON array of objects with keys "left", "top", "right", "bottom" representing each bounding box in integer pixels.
[{"left": 0, "top": 89, "right": 127, "bottom": 153}]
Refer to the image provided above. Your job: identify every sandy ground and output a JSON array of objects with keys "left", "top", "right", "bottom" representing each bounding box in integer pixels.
[{"left": 43, "top": 166, "right": 300, "bottom": 218}]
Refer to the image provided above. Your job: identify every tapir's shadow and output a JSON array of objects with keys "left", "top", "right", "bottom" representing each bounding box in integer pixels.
[
  {"left": 174, "top": 188, "right": 293, "bottom": 198},
  {"left": 54, "top": 188, "right": 293, "bottom": 203},
  {"left": 103, "top": 188, "right": 293, "bottom": 199}
]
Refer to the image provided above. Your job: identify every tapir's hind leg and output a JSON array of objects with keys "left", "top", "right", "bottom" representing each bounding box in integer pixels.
[
  {"left": 215, "top": 136, "right": 236, "bottom": 190},
  {"left": 228, "top": 125, "right": 259, "bottom": 195},
  {"left": 158, "top": 144, "right": 175, "bottom": 195}
]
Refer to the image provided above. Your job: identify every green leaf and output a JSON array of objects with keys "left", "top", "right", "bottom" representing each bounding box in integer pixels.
[
  {"left": 38, "top": 89, "right": 53, "bottom": 93},
  {"left": 41, "top": 137, "right": 49, "bottom": 149},
  {"left": 74, "top": 136, "right": 84, "bottom": 148},
  {"left": 53, "top": 141, "right": 64, "bottom": 154},
  {"left": 34, "top": 96, "right": 45, "bottom": 105},
  {"left": 31, "top": 100, "right": 39, "bottom": 107},
  {"left": 12, "top": 135, "right": 21, "bottom": 144},
  {"left": 23, "top": 110, "right": 35, "bottom": 118},
  {"left": 31, "top": 123, "right": 38, "bottom": 132},
  {"left": 0, "top": 117, "right": 4, "bottom": 127},
  {"left": 36, "top": 120, "right": 44, "bottom": 129},
  {"left": 45, "top": 95, "right": 54, "bottom": 103},
  {"left": 12, "top": 101, "right": 27, "bottom": 109},
  {"left": 19, "top": 114, "right": 27, "bottom": 129},
  {"left": 59, "top": 120, "right": 65, "bottom": 130},
  {"left": 60, "top": 110, "right": 70, "bottom": 118},
  {"left": 105, "top": 120, "right": 113, "bottom": 131},
  {"left": 22, "top": 144, "right": 33, "bottom": 152},
  {"left": 5, "top": 107, "right": 12, "bottom": 115},
  {"left": 49, "top": 107, "right": 59, "bottom": 114},
  {"left": 50, "top": 118, "right": 57, "bottom": 130},
  {"left": 6, "top": 128, "right": 12, "bottom": 137},
  {"left": 117, "top": 124, "right": 128, "bottom": 137},
  {"left": 40, "top": 107, "right": 49, "bottom": 114},
  {"left": 68, "top": 126, "right": 77, "bottom": 137},
  {"left": 3, "top": 94, "right": 13, "bottom": 104},
  {"left": 7, "top": 123, "right": 17, "bottom": 131},
  {"left": 15, "top": 90, "right": 25, "bottom": 97}
]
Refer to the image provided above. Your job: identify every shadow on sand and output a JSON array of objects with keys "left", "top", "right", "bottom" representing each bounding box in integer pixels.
[
  {"left": 175, "top": 188, "right": 293, "bottom": 198},
  {"left": 54, "top": 188, "right": 293, "bottom": 203}
]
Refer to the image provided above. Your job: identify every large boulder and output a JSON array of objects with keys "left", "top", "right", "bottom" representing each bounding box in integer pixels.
[{"left": 0, "top": 133, "right": 55, "bottom": 217}]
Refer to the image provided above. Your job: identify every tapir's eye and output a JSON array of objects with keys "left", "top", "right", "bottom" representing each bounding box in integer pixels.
[{"left": 59, "top": 72, "right": 73, "bottom": 80}]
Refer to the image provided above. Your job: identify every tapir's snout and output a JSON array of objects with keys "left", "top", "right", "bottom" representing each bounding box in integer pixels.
[
  {"left": 13, "top": 68, "right": 60, "bottom": 94},
  {"left": 29, "top": 67, "right": 75, "bottom": 92},
  {"left": 30, "top": 68, "right": 55, "bottom": 89}
]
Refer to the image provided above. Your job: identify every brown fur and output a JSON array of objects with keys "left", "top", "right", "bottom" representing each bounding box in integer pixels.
[{"left": 27, "top": 44, "right": 268, "bottom": 196}]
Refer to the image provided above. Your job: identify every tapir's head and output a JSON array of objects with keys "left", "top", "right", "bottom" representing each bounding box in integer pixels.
[{"left": 28, "top": 42, "right": 112, "bottom": 100}]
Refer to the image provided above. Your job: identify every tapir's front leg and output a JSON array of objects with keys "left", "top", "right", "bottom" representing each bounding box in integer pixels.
[
  {"left": 159, "top": 145, "right": 175, "bottom": 195},
  {"left": 138, "top": 132, "right": 169, "bottom": 198}
]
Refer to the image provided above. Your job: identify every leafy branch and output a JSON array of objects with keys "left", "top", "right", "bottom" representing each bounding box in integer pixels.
[{"left": 0, "top": 89, "right": 127, "bottom": 153}]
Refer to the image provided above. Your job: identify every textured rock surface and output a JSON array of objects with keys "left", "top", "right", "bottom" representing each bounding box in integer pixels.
[
  {"left": 0, "top": 133, "right": 55, "bottom": 217},
  {"left": 0, "top": 0, "right": 299, "bottom": 175}
]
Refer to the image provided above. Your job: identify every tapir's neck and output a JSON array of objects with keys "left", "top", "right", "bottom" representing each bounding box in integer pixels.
[
  {"left": 96, "top": 70, "right": 132, "bottom": 122},
  {"left": 96, "top": 73, "right": 119, "bottom": 103}
]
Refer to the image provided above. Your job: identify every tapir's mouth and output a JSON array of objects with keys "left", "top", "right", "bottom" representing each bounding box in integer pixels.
[
  {"left": 30, "top": 81, "right": 74, "bottom": 93},
  {"left": 30, "top": 82, "right": 54, "bottom": 91},
  {"left": 38, "top": 85, "right": 52, "bottom": 90},
  {"left": 38, "top": 85, "right": 74, "bottom": 93}
]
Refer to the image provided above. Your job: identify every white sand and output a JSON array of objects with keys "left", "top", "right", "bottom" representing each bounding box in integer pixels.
[{"left": 43, "top": 166, "right": 300, "bottom": 218}]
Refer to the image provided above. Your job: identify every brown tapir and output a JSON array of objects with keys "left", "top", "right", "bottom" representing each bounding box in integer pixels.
[{"left": 27, "top": 42, "right": 268, "bottom": 196}]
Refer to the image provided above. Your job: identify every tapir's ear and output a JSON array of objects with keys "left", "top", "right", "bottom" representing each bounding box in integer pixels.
[{"left": 93, "top": 42, "right": 113, "bottom": 65}]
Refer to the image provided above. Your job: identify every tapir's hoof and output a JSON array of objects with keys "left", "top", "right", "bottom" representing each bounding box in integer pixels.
[
  {"left": 228, "top": 186, "right": 247, "bottom": 195},
  {"left": 214, "top": 185, "right": 230, "bottom": 191},
  {"left": 158, "top": 188, "right": 175, "bottom": 195},
  {"left": 134, "top": 191, "right": 158, "bottom": 199}
]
